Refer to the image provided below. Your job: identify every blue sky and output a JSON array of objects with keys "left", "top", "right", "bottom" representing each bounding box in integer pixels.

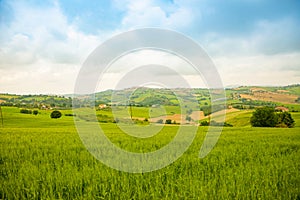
[{"left": 0, "top": 0, "right": 300, "bottom": 94}]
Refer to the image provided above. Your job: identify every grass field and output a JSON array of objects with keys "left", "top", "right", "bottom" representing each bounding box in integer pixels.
[
  {"left": 1, "top": 107, "right": 300, "bottom": 199},
  {"left": 98, "top": 105, "right": 182, "bottom": 119}
]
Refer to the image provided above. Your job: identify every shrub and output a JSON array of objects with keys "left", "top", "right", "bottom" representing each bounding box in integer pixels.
[
  {"left": 224, "top": 122, "right": 233, "bottom": 127},
  {"left": 250, "top": 107, "right": 295, "bottom": 128},
  {"left": 200, "top": 120, "right": 232, "bottom": 127},
  {"left": 185, "top": 116, "right": 192, "bottom": 122},
  {"left": 277, "top": 112, "right": 295, "bottom": 128},
  {"left": 200, "top": 121, "right": 209, "bottom": 126},
  {"left": 20, "top": 109, "right": 32, "bottom": 114},
  {"left": 156, "top": 119, "right": 164, "bottom": 124},
  {"left": 50, "top": 110, "right": 62, "bottom": 119},
  {"left": 65, "top": 113, "right": 76, "bottom": 116},
  {"left": 250, "top": 107, "right": 278, "bottom": 127},
  {"left": 20, "top": 109, "right": 27, "bottom": 114},
  {"left": 165, "top": 119, "right": 172, "bottom": 124},
  {"left": 33, "top": 110, "right": 38, "bottom": 115}
]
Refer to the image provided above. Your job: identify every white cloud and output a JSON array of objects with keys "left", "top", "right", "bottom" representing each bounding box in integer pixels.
[
  {"left": 104, "top": 50, "right": 192, "bottom": 73},
  {"left": 214, "top": 52, "right": 300, "bottom": 86},
  {"left": 5, "top": 1, "right": 102, "bottom": 65},
  {"left": 95, "top": 49, "right": 206, "bottom": 91},
  {"left": 0, "top": 59, "right": 80, "bottom": 94},
  {"left": 115, "top": 0, "right": 195, "bottom": 30},
  {"left": 1, "top": 0, "right": 299, "bottom": 94},
  {"left": 202, "top": 18, "right": 300, "bottom": 57},
  {"left": 0, "top": 1, "right": 103, "bottom": 94},
  {"left": 199, "top": 18, "right": 300, "bottom": 86},
  {"left": 0, "top": 33, "right": 36, "bottom": 66}
]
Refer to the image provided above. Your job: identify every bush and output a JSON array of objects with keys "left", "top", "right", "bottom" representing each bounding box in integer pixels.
[
  {"left": 65, "top": 113, "right": 76, "bottom": 116},
  {"left": 156, "top": 119, "right": 164, "bottom": 124},
  {"left": 250, "top": 107, "right": 295, "bottom": 128},
  {"left": 165, "top": 119, "right": 172, "bottom": 124},
  {"left": 200, "top": 121, "right": 209, "bottom": 126},
  {"left": 20, "top": 109, "right": 32, "bottom": 114},
  {"left": 210, "top": 121, "right": 233, "bottom": 127},
  {"left": 250, "top": 107, "right": 278, "bottom": 127},
  {"left": 50, "top": 110, "right": 62, "bottom": 119},
  {"left": 200, "top": 120, "right": 232, "bottom": 127},
  {"left": 185, "top": 116, "right": 192, "bottom": 122},
  {"left": 277, "top": 112, "right": 295, "bottom": 128},
  {"left": 33, "top": 110, "right": 38, "bottom": 115}
]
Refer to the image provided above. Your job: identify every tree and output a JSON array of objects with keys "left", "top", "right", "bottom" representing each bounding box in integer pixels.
[
  {"left": 156, "top": 119, "right": 164, "bottom": 124},
  {"left": 250, "top": 106, "right": 295, "bottom": 128},
  {"left": 250, "top": 107, "right": 278, "bottom": 127},
  {"left": 20, "top": 109, "right": 32, "bottom": 114},
  {"left": 277, "top": 112, "right": 295, "bottom": 128},
  {"left": 186, "top": 109, "right": 193, "bottom": 115},
  {"left": 50, "top": 110, "right": 62, "bottom": 119},
  {"left": 165, "top": 119, "right": 172, "bottom": 124},
  {"left": 185, "top": 115, "right": 192, "bottom": 122},
  {"left": 200, "top": 120, "right": 209, "bottom": 126}
]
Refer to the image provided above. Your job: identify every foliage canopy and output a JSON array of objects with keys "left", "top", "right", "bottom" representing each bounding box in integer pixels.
[
  {"left": 50, "top": 110, "right": 62, "bottom": 119},
  {"left": 250, "top": 107, "right": 294, "bottom": 128}
]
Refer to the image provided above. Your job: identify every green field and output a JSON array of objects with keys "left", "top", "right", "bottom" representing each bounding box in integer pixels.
[{"left": 1, "top": 107, "right": 300, "bottom": 199}]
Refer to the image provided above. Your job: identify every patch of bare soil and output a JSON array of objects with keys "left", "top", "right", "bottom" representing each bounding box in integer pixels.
[
  {"left": 277, "top": 89, "right": 289, "bottom": 93},
  {"left": 149, "top": 114, "right": 186, "bottom": 124},
  {"left": 149, "top": 108, "right": 238, "bottom": 125},
  {"left": 240, "top": 90, "right": 298, "bottom": 104},
  {"left": 189, "top": 111, "right": 205, "bottom": 121}
]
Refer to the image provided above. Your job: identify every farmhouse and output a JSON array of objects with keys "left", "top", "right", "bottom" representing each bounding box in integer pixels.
[
  {"left": 275, "top": 106, "right": 289, "bottom": 112},
  {"left": 98, "top": 104, "right": 107, "bottom": 109}
]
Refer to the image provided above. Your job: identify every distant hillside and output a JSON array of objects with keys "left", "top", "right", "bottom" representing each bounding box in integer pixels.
[
  {"left": 94, "top": 87, "right": 210, "bottom": 106},
  {"left": 0, "top": 93, "right": 72, "bottom": 109},
  {"left": 225, "top": 84, "right": 300, "bottom": 111},
  {"left": 1, "top": 84, "right": 300, "bottom": 112}
]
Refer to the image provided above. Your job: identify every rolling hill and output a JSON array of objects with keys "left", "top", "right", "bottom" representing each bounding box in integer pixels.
[{"left": 1, "top": 84, "right": 299, "bottom": 125}]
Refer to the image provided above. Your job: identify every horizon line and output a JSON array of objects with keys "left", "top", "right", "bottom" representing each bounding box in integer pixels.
[{"left": 1, "top": 83, "right": 299, "bottom": 96}]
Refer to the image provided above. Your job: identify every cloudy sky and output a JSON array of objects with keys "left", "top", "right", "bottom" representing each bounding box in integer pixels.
[{"left": 1, "top": 0, "right": 300, "bottom": 94}]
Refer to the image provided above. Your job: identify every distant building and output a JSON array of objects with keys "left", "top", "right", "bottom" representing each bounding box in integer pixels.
[
  {"left": 98, "top": 104, "right": 107, "bottom": 109},
  {"left": 151, "top": 104, "right": 160, "bottom": 108},
  {"left": 275, "top": 106, "right": 289, "bottom": 112},
  {"left": 41, "top": 105, "right": 47, "bottom": 110}
]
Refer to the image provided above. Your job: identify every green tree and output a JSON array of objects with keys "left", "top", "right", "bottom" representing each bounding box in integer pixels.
[
  {"left": 277, "top": 112, "right": 295, "bottom": 128},
  {"left": 33, "top": 110, "right": 38, "bottom": 115},
  {"left": 20, "top": 109, "right": 32, "bottom": 114},
  {"left": 165, "top": 119, "right": 172, "bottom": 124},
  {"left": 200, "top": 120, "right": 209, "bottom": 126},
  {"left": 250, "top": 107, "right": 278, "bottom": 127},
  {"left": 156, "top": 119, "right": 164, "bottom": 124},
  {"left": 185, "top": 115, "right": 192, "bottom": 122},
  {"left": 186, "top": 109, "right": 193, "bottom": 115},
  {"left": 50, "top": 110, "right": 62, "bottom": 119}
]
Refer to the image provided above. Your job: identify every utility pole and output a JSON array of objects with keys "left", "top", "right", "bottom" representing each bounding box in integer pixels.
[
  {"left": 129, "top": 101, "right": 133, "bottom": 120},
  {"left": 0, "top": 105, "right": 3, "bottom": 127}
]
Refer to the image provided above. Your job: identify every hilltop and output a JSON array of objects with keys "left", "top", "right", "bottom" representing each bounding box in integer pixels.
[{"left": 1, "top": 84, "right": 300, "bottom": 112}]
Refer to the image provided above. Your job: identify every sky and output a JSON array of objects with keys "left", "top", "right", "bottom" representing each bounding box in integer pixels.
[{"left": 0, "top": 0, "right": 300, "bottom": 94}]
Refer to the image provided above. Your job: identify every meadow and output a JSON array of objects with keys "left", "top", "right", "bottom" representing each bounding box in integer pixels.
[{"left": 0, "top": 107, "right": 300, "bottom": 199}]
